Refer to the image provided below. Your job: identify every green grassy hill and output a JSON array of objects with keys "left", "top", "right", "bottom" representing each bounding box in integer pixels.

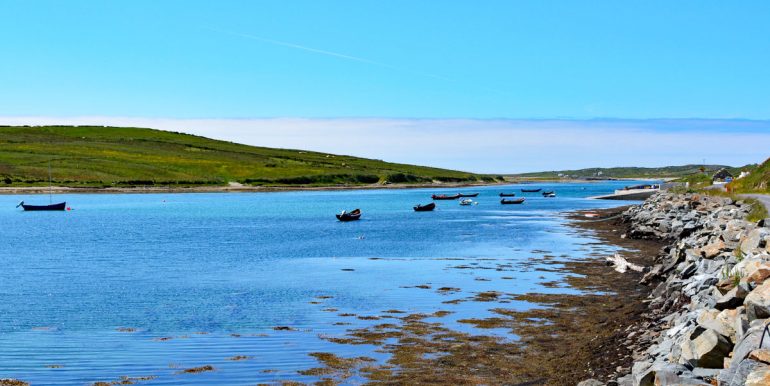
[
  {"left": 512, "top": 164, "right": 747, "bottom": 179},
  {"left": 729, "top": 157, "right": 770, "bottom": 193},
  {"left": 0, "top": 126, "right": 495, "bottom": 187}
]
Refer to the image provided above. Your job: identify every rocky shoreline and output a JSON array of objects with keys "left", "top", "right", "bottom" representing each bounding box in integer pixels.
[{"left": 581, "top": 192, "right": 770, "bottom": 386}]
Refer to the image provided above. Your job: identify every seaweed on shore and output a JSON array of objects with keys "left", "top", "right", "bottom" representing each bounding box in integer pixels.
[
  {"left": 90, "top": 375, "right": 156, "bottom": 385},
  {"left": 0, "top": 380, "right": 29, "bottom": 386},
  {"left": 297, "top": 352, "right": 375, "bottom": 381},
  {"left": 295, "top": 206, "right": 664, "bottom": 384}
]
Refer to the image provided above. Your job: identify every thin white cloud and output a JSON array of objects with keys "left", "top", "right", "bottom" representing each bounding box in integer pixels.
[{"left": 1, "top": 116, "right": 768, "bottom": 173}]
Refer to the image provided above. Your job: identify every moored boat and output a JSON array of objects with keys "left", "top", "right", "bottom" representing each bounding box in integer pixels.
[
  {"left": 17, "top": 162, "right": 67, "bottom": 211},
  {"left": 336, "top": 208, "right": 361, "bottom": 221},
  {"left": 432, "top": 194, "right": 461, "bottom": 200},
  {"left": 500, "top": 198, "right": 525, "bottom": 204},
  {"left": 413, "top": 202, "right": 436, "bottom": 212},
  {"left": 457, "top": 193, "right": 479, "bottom": 197},
  {"left": 17, "top": 201, "right": 66, "bottom": 211},
  {"left": 542, "top": 191, "right": 556, "bottom": 197},
  {"left": 459, "top": 199, "right": 475, "bottom": 206},
  {"left": 499, "top": 192, "right": 516, "bottom": 197},
  {"left": 521, "top": 188, "right": 542, "bottom": 193}
]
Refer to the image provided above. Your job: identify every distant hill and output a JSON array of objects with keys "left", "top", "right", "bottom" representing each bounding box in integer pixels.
[
  {"left": 0, "top": 126, "right": 496, "bottom": 187},
  {"left": 511, "top": 164, "right": 750, "bottom": 179},
  {"left": 729, "top": 158, "right": 770, "bottom": 193}
]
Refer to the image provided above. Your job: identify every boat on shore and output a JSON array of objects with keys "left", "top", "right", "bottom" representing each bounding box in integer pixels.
[
  {"left": 542, "top": 191, "right": 556, "bottom": 197},
  {"left": 521, "top": 188, "right": 542, "bottom": 193},
  {"left": 432, "top": 194, "right": 461, "bottom": 200},
  {"left": 500, "top": 198, "right": 525, "bottom": 204},
  {"left": 17, "top": 201, "right": 66, "bottom": 211},
  {"left": 499, "top": 192, "right": 516, "bottom": 197},
  {"left": 413, "top": 203, "right": 436, "bottom": 212},
  {"left": 457, "top": 193, "right": 479, "bottom": 197},
  {"left": 336, "top": 209, "right": 361, "bottom": 221}
]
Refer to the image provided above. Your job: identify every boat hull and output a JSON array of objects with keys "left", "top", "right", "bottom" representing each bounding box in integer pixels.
[
  {"left": 499, "top": 193, "right": 516, "bottom": 197},
  {"left": 500, "top": 198, "right": 525, "bottom": 205},
  {"left": 413, "top": 203, "right": 436, "bottom": 212},
  {"left": 21, "top": 202, "right": 66, "bottom": 211},
  {"left": 521, "top": 188, "right": 542, "bottom": 193},
  {"left": 457, "top": 193, "right": 479, "bottom": 197},
  {"left": 432, "top": 194, "right": 461, "bottom": 200},
  {"left": 336, "top": 208, "right": 361, "bottom": 221}
]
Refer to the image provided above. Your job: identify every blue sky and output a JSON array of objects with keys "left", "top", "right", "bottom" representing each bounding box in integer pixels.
[{"left": 1, "top": 1, "right": 769, "bottom": 171}]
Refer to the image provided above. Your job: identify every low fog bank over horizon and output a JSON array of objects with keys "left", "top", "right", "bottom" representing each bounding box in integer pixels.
[{"left": 2, "top": 116, "right": 769, "bottom": 174}]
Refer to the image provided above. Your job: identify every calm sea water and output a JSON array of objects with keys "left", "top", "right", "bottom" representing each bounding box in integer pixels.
[{"left": 0, "top": 182, "right": 641, "bottom": 385}]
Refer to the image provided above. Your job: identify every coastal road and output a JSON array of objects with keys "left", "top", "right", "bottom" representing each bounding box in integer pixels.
[{"left": 739, "top": 194, "right": 770, "bottom": 212}]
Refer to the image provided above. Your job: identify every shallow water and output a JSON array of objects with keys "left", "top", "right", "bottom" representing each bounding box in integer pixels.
[{"left": 0, "top": 182, "right": 642, "bottom": 384}]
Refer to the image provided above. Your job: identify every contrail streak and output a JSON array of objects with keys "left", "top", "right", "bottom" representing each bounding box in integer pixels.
[{"left": 204, "top": 27, "right": 453, "bottom": 82}]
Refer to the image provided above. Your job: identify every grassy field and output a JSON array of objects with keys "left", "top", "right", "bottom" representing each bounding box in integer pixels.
[
  {"left": 0, "top": 126, "right": 497, "bottom": 187},
  {"left": 512, "top": 164, "right": 748, "bottom": 179}
]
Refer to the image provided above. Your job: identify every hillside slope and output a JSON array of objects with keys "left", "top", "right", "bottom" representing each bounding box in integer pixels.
[
  {"left": 729, "top": 157, "right": 770, "bottom": 193},
  {"left": 0, "top": 126, "right": 493, "bottom": 187},
  {"left": 512, "top": 164, "right": 744, "bottom": 179}
]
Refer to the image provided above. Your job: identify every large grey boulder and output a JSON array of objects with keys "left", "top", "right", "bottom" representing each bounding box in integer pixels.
[
  {"left": 741, "top": 228, "right": 769, "bottom": 253},
  {"left": 635, "top": 362, "right": 697, "bottom": 386},
  {"left": 734, "top": 307, "right": 750, "bottom": 342},
  {"left": 697, "top": 308, "right": 740, "bottom": 343},
  {"left": 730, "top": 322, "right": 765, "bottom": 367},
  {"left": 653, "top": 371, "right": 709, "bottom": 385},
  {"left": 749, "top": 348, "right": 770, "bottom": 364},
  {"left": 744, "top": 280, "right": 770, "bottom": 321},
  {"left": 719, "top": 359, "right": 766, "bottom": 386},
  {"left": 715, "top": 283, "right": 750, "bottom": 310},
  {"left": 745, "top": 366, "right": 770, "bottom": 386},
  {"left": 680, "top": 326, "right": 733, "bottom": 368},
  {"left": 577, "top": 379, "right": 604, "bottom": 386}
]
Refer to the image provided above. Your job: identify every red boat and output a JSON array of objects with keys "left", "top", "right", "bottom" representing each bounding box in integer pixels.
[{"left": 432, "top": 194, "right": 461, "bottom": 200}]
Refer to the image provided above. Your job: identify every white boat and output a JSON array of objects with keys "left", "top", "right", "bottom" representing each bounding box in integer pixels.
[{"left": 459, "top": 199, "right": 475, "bottom": 206}]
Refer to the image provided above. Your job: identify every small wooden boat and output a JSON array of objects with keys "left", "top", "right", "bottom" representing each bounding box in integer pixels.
[
  {"left": 17, "top": 162, "right": 67, "bottom": 211},
  {"left": 521, "top": 188, "right": 542, "bottom": 193},
  {"left": 542, "top": 191, "right": 556, "bottom": 197},
  {"left": 459, "top": 199, "right": 475, "bottom": 206},
  {"left": 457, "top": 193, "right": 479, "bottom": 197},
  {"left": 499, "top": 193, "right": 516, "bottom": 197},
  {"left": 432, "top": 194, "right": 461, "bottom": 200},
  {"left": 336, "top": 208, "right": 361, "bottom": 221},
  {"left": 500, "top": 198, "right": 525, "bottom": 205},
  {"left": 413, "top": 203, "right": 436, "bottom": 212},
  {"left": 17, "top": 201, "right": 66, "bottom": 211}
]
